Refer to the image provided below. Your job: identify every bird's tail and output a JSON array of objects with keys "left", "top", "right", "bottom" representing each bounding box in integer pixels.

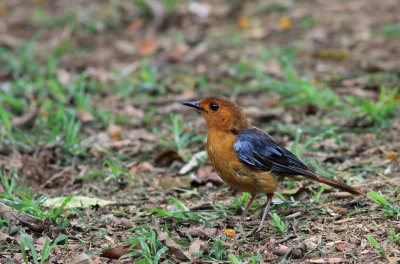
[{"left": 300, "top": 169, "right": 364, "bottom": 196}]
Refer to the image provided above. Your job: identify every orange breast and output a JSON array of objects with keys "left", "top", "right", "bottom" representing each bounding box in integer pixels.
[{"left": 206, "top": 129, "right": 279, "bottom": 194}]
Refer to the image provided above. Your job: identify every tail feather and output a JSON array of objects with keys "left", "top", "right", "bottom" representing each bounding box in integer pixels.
[{"left": 299, "top": 169, "right": 364, "bottom": 196}]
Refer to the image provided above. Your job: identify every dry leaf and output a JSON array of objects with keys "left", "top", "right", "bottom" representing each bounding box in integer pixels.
[
  {"left": 112, "top": 105, "right": 144, "bottom": 118},
  {"left": 138, "top": 41, "right": 157, "bottom": 56},
  {"left": 151, "top": 216, "right": 190, "bottom": 261},
  {"left": 243, "top": 107, "right": 284, "bottom": 122},
  {"left": 194, "top": 165, "right": 224, "bottom": 186},
  {"left": 115, "top": 40, "right": 136, "bottom": 55},
  {"left": 71, "top": 252, "right": 91, "bottom": 264},
  {"left": 279, "top": 17, "right": 292, "bottom": 30},
  {"left": 238, "top": 17, "right": 250, "bottom": 29},
  {"left": 313, "top": 49, "right": 349, "bottom": 60},
  {"left": 108, "top": 124, "right": 122, "bottom": 142},
  {"left": 188, "top": 2, "right": 210, "bottom": 18},
  {"left": 262, "top": 98, "right": 280, "bottom": 107},
  {"left": 130, "top": 162, "right": 154, "bottom": 174},
  {"left": 159, "top": 175, "right": 193, "bottom": 190},
  {"left": 183, "top": 43, "right": 208, "bottom": 62},
  {"left": 0, "top": 5, "right": 7, "bottom": 15},
  {"left": 127, "top": 128, "right": 157, "bottom": 142},
  {"left": 385, "top": 151, "right": 398, "bottom": 162},
  {"left": 168, "top": 45, "right": 189, "bottom": 62},
  {"left": 309, "top": 257, "right": 345, "bottom": 263},
  {"left": 144, "top": 0, "right": 165, "bottom": 28},
  {"left": 224, "top": 229, "right": 235, "bottom": 238},
  {"left": 67, "top": 240, "right": 82, "bottom": 251},
  {"left": 125, "top": 18, "right": 144, "bottom": 33},
  {"left": 56, "top": 69, "right": 71, "bottom": 86},
  {"left": 185, "top": 225, "right": 218, "bottom": 238},
  {"left": 189, "top": 238, "right": 202, "bottom": 254},
  {"left": 273, "top": 244, "right": 290, "bottom": 256},
  {"left": 155, "top": 149, "right": 182, "bottom": 166},
  {"left": 100, "top": 244, "right": 141, "bottom": 259},
  {"left": 11, "top": 108, "right": 38, "bottom": 129},
  {"left": 120, "top": 218, "right": 134, "bottom": 229},
  {"left": 77, "top": 109, "right": 94, "bottom": 123},
  {"left": 179, "top": 151, "right": 207, "bottom": 175}
]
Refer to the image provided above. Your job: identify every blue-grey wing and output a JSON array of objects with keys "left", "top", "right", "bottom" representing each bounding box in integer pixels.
[{"left": 234, "top": 127, "right": 309, "bottom": 175}]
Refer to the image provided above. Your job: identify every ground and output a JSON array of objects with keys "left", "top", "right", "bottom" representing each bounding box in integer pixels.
[{"left": 0, "top": 0, "right": 399, "bottom": 263}]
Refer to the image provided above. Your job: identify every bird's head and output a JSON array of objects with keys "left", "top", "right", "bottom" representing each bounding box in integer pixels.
[{"left": 182, "top": 96, "right": 248, "bottom": 133}]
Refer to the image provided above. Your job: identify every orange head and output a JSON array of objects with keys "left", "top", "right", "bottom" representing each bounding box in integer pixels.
[{"left": 182, "top": 96, "right": 248, "bottom": 132}]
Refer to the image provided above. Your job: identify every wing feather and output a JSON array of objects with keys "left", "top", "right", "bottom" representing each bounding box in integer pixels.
[
  {"left": 234, "top": 127, "right": 308, "bottom": 175},
  {"left": 233, "top": 127, "right": 364, "bottom": 196}
]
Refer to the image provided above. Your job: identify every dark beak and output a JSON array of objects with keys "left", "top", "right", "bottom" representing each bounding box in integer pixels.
[{"left": 182, "top": 101, "right": 206, "bottom": 112}]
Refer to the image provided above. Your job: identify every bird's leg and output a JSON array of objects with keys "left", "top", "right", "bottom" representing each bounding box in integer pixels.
[
  {"left": 239, "top": 193, "right": 257, "bottom": 225},
  {"left": 256, "top": 193, "right": 274, "bottom": 232}
]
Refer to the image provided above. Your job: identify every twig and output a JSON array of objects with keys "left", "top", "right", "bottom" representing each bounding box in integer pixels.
[
  {"left": 110, "top": 201, "right": 148, "bottom": 206},
  {"left": 275, "top": 230, "right": 296, "bottom": 244}
]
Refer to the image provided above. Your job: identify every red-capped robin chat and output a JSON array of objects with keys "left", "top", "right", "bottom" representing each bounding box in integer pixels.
[{"left": 183, "top": 96, "right": 363, "bottom": 232}]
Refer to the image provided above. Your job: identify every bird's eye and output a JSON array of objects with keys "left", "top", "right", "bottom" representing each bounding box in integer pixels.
[{"left": 209, "top": 103, "right": 219, "bottom": 111}]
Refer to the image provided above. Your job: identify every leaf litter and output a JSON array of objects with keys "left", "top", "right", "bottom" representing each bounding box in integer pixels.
[{"left": 0, "top": 0, "right": 399, "bottom": 263}]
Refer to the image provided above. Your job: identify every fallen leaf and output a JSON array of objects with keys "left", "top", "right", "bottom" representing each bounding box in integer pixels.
[
  {"left": 168, "top": 45, "right": 189, "bottom": 62},
  {"left": 85, "top": 67, "right": 110, "bottom": 83},
  {"left": 43, "top": 196, "right": 114, "bottom": 208},
  {"left": 11, "top": 108, "right": 38, "bottom": 129},
  {"left": 120, "top": 218, "right": 134, "bottom": 229},
  {"left": 127, "top": 128, "right": 157, "bottom": 142},
  {"left": 144, "top": 0, "right": 165, "bottom": 28},
  {"left": 224, "top": 229, "right": 235, "bottom": 238},
  {"left": 0, "top": 232, "right": 10, "bottom": 242},
  {"left": 313, "top": 49, "right": 349, "bottom": 60},
  {"left": 302, "top": 236, "right": 319, "bottom": 250},
  {"left": 179, "top": 151, "right": 207, "bottom": 174},
  {"left": 115, "top": 40, "right": 136, "bottom": 55},
  {"left": 243, "top": 106, "right": 285, "bottom": 122},
  {"left": 151, "top": 216, "right": 190, "bottom": 261},
  {"left": 238, "top": 16, "right": 250, "bottom": 29},
  {"left": 384, "top": 165, "right": 391, "bottom": 175},
  {"left": 125, "top": 18, "right": 144, "bottom": 33},
  {"left": 185, "top": 225, "right": 218, "bottom": 238},
  {"left": 56, "top": 69, "right": 71, "bottom": 86},
  {"left": 130, "top": 162, "right": 154, "bottom": 174},
  {"left": 326, "top": 208, "right": 339, "bottom": 216},
  {"left": 159, "top": 175, "right": 194, "bottom": 190},
  {"left": 189, "top": 238, "right": 201, "bottom": 254},
  {"left": 385, "top": 151, "right": 398, "bottom": 162},
  {"left": 262, "top": 98, "right": 280, "bottom": 107},
  {"left": 309, "top": 257, "right": 345, "bottom": 263},
  {"left": 67, "top": 240, "right": 81, "bottom": 251},
  {"left": 77, "top": 109, "right": 94, "bottom": 122},
  {"left": 273, "top": 244, "right": 290, "bottom": 256},
  {"left": 108, "top": 124, "right": 122, "bottom": 142},
  {"left": 0, "top": 5, "right": 7, "bottom": 15},
  {"left": 111, "top": 105, "right": 144, "bottom": 118},
  {"left": 188, "top": 2, "right": 210, "bottom": 18},
  {"left": 292, "top": 187, "right": 311, "bottom": 201},
  {"left": 71, "top": 252, "right": 91, "bottom": 264},
  {"left": 100, "top": 244, "right": 142, "bottom": 259},
  {"left": 138, "top": 41, "right": 157, "bottom": 56},
  {"left": 194, "top": 165, "right": 224, "bottom": 186},
  {"left": 155, "top": 149, "right": 182, "bottom": 166},
  {"left": 279, "top": 17, "right": 292, "bottom": 30},
  {"left": 183, "top": 43, "right": 208, "bottom": 62}
]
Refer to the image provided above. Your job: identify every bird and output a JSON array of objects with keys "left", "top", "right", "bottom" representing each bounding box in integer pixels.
[{"left": 182, "top": 95, "right": 364, "bottom": 232}]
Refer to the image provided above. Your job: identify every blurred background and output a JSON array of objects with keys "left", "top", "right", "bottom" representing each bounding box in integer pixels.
[{"left": 0, "top": 0, "right": 399, "bottom": 263}]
